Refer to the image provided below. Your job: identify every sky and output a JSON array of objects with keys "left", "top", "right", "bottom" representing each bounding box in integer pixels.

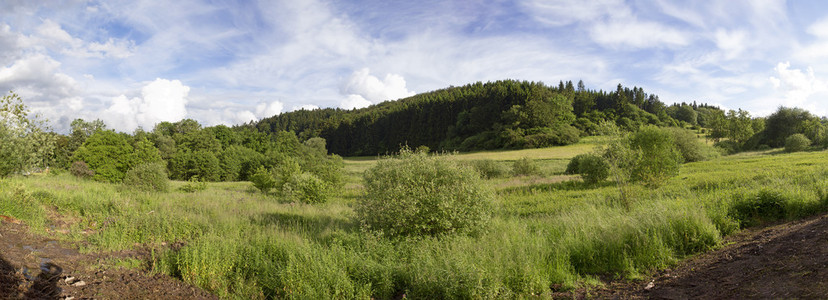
[{"left": 1, "top": 0, "right": 827, "bottom": 133}]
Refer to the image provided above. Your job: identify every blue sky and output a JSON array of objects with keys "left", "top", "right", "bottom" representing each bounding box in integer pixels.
[{"left": 1, "top": 0, "right": 827, "bottom": 133}]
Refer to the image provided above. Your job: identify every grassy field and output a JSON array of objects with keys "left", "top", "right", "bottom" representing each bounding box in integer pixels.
[{"left": 1, "top": 138, "right": 827, "bottom": 299}]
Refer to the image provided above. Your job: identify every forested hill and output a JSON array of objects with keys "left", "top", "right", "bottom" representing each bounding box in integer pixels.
[{"left": 254, "top": 80, "right": 713, "bottom": 156}]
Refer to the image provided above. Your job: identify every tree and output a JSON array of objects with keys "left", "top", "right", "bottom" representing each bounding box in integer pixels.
[
  {"left": 72, "top": 130, "right": 136, "bottom": 182},
  {"left": 628, "top": 126, "right": 682, "bottom": 187},
  {"left": 726, "top": 109, "right": 754, "bottom": 144},
  {"left": 0, "top": 92, "right": 55, "bottom": 177},
  {"left": 762, "top": 107, "right": 814, "bottom": 147}
]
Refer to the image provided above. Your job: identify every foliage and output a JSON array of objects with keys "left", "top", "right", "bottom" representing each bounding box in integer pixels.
[
  {"left": 123, "top": 162, "right": 170, "bottom": 192},
  {"left": 662, "top": 127, "right": 719, "bottom": 162},
  {"left": 72, "top": 130, "right": 137, "bottom": 183},
  {"left": 0, "top": 92, "right": 55, "bottom": 177},
  {"left": 249, "top": 166, "right": 276, "bottom": 194},
  {"left": 282, "top": 172, "right": 329, "bottom": 204},
  {"left": 568, "top": 154, "right": 609, "bottom": 184},
  {"left": 356, "top": 150, "right": 493, "bottom": 237},
  {"left": 785, "top": 133, "right": 811, "bottom": 153},
  {"left": 178, "top": 176, "right": 207, "bottom": 193},
  {"left": 761, "top": 107, "right": 817, "bottom": 148},
  {"left": 627, "top": 126, "right": 682, "bottom": 187},
  {"left": 69, "top": 161, "right": 94, "bottom": 179},
  {"left": 512, "top": 157, "right": 542, "bottom": 176},
  {"left": 468, "top": 159, "right": 508, "bottom": 179},
  {"left": 168, "top": 150, "right": 221, "bottom": 181}
]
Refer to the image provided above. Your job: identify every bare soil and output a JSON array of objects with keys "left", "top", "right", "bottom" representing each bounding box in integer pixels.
[
  {"left": 0, "top": 217, "right": 216, "bottom": 300},
  {"left": 564, "top": 213, "right": 828, "bottom": 299}
]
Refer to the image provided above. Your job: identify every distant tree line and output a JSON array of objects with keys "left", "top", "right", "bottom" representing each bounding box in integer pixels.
[{"left": 255, "top": 80, "right": 726, "bottom": 156}]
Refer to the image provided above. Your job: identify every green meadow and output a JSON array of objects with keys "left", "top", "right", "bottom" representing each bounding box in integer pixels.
[{"left": 1, "top": 139, "right": 827, "bottom": 299}]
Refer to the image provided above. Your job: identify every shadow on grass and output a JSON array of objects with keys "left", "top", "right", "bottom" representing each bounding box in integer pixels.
[
  {"left": 251, "top": 211, "right": 359, "bottom": 237},
  {"left": 502, "top": 179, "right": 615, "bottom": 194}
]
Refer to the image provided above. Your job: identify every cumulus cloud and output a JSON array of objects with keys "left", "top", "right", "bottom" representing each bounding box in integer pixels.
[
  {"left": 339, "top": 68, "right": 414, "bottom": 109},
  {"left": 292, "top": 104, "right": 319, "bottom": 111},
  {"left": 769, "top": 62, "right": 828, "bottom": 115},
  {"left": 255, "top": 101, "right": 284, "bottom": 118},
  {"left": 100, "top": 78, "right": 190, "bottom": 132}
]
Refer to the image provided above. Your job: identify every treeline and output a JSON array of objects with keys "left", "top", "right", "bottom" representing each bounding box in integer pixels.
[{"left": 255, "top": 80, "right": 720, "bottom": 156}]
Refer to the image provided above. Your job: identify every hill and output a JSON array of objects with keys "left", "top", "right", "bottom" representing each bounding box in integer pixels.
[{"left": 255, "top": 80, "right": 717, "bottom": 156}]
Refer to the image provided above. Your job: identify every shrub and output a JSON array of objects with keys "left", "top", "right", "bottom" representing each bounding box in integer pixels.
[
  {"left": 714, "top": 140, "right": 741, "bottom": 155},
  {"left": 179, "top": 176, "right": 207, "bottom": 193},
  {"left": 249, "top": 166, "right": 276, "bottom": 194},
  {"left": 576, "top": 154, "right": 610, "bottom": 184},
  {"left": 628, "top": 126, "right": 682, "bottom": 187},
  {"left": 469, "top": 159, "right": 508, "bottom": 179},
  {"left": 283, "top": 172, "right": 329, "bottom": 204},
  {"left": 123, "top": 162, "right": 170, "bottom": 192},
  {"left": 663, "top": 127, "right": 719, "bottom": 162},
  {"left": 565, "top": 154, "right": 589, "bottom": 175},
  {"left": 69, "top": 161, "right": 94, "bottom": 179},
  {"left": 356, "top": 151, "right": 493, "bottom": 237},
  {"left": 730, "top": 189, "right": 787, "bottom": 227},
  {"left": 785, "top": 133, "right": 811, "bottom": 153},
  {"left": 512, "top": 157, "right": 542, "bottom": 176}
]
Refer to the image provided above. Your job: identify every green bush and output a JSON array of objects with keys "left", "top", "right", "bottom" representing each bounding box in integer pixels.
[
  {"left": 663, "top": 127, "right": 719, "bottom": 162},
  {"left": 730, "top": 189, "right": 787, "bottom": 227},
  {"left": 356, "top": 151, "right": 493, "bottom": 237},
  {"left": 283, "top": 172, "right": 329, "bottom": 204},
  {"left": 249, "top": 166, "right": 276, "bottom": 194},
  {"left": 123, "top": 162, "right": 170, "bottom": 192},
  {"left": 468, "top": 159, "right": 508, "bottom": 179},
  {"left": 512, "top": 157, "right": 542, "bottom": 176},
  {"left": 69, "top": 161, "right": 94, "bottom": 179},
  {"left": 179, "top": 176, "right": 207, "bottom": 193},
  {"left": 714, "top": 140, "right": 741, "bottom": 155},
  {"left": 785, "top": 133, "right": 811, "bottom": 153},
  {"left": 565, "top": 154, "right": 589, "bottom": 175},
  {"left": 628, "top": 126, "right": 682, "bottom": 187},
  {"left": 575, "top": 154, "right": 610, "bottom": 184}
]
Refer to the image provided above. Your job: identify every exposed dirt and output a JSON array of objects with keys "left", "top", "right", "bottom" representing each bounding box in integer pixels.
[
  {"left": 564, "top": 213, "right": 828, "bottom": 299},
  {"left": 0, "top": 217, "right": 217, "bottom": 300}
]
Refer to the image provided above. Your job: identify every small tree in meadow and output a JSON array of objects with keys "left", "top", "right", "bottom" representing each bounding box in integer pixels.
[
  {"left": 569, "top": 154, "right": 609, "bottom": 184},
  {"left": 785, "top": 133, "right": 811, "bottom": 152},
  {"left": 123, "top": 162, "right": 170, "bottom": 192},
  {"left": 356, "top": 149, "right": 493, "bottom": 237}
]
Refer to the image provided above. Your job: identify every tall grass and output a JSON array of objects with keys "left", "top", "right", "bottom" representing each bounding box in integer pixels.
[{"left": 0, "top": 146, "right": 826, "bottom": 299}]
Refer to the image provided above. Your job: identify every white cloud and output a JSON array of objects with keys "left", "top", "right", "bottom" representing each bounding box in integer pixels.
[
  {"left": 340, "top": 94, "right": 372, "bottom": 110},
  {"left": 341, "top": 68, "right": 414, "bottom": 103},
  {"left": 100, "top": 78, "right": 190, "bottom": 132},
  {"left": 255, "top": 101, "right": 284, "bottom": 119},
  {"left": 769, "top": 62, "right": 828, "bottom": 115},
  {"left": 292, "top": 104, "right": 319, "bottom": 111},
  {"left": 714, "top": 29, "right": 748, "bottom": 59}
]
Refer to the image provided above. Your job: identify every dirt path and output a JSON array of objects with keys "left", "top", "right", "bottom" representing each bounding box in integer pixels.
[
  {"left": 579, "top": 213, "right": 828, "bottom": 299},
  {"left": 0, "top": 218, "right": 216, "bottom": 299}
]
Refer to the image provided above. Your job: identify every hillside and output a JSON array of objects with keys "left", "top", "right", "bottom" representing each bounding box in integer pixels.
[{"left": 255, "top": 80, "right": 714, "bottom": 156}]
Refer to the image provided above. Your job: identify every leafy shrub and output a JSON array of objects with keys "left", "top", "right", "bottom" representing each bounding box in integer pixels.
[
  {"left": 565, "top": 154, "right": 589, "bottom": 175},
  {"left": 356, "top": 150, "right": 493, "bottom": 237},
  {"left": 663, "top": 127, "right": 719, "bottom": 162},
  {"left": 468, "top": 159, "right": 507, "bottom": 179},
  {"left": 785, "top": 133, "right": 811, "bottom": 153},
  {"left": 512, "top": 157, "right": 542, "bottom": 176},
  {"left": 69, "top": 161, "right": 94, "bottom": 179},
  {"left": 714, "top": 140, "right": 741, "bottom": 155},
  {"left": 575, "top": 154, "right": 610, "bottom": 184},
  {"left": 123, "top": 162, "right": 170, "bottom": 192},
  {"left": 249, "top": 166, "right": 276, "bottom": 194},
  {"left": 179, "top": 176, "right": 207, "bottom": 193},
  {"left": 628, "top": 126, "right": 682, "bottom": 187},
  {"left": 283, "top": 172, "right": 329, "bottom": 204}
]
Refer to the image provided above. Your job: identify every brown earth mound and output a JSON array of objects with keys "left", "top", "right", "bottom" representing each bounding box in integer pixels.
[
  {"left": 0, "top": 218, "right": 216, "bottom": 300},
  {"left": 574, "top": 213, "right": 828, "bottom": 299}
]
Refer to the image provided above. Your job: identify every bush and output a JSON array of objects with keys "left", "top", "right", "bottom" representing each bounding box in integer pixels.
[
  {"left": 512, "top": 157, "right": 542, "bottom": 176},
  {"left": 69, "top": 161, "right": 94, "bottom": 179},
  {"left": 575, "top": 154, "right": 610, "bottom": 184},
  {"left": 785, "top": 133, "right": 811, "bottom": 153},
  {"left": 565, "top": 154, "right": 589, "bottom": 175},
  {"left": 468, "top": 159, "right": 508, "bottom": 179},
  {"left": 283, "top": 172, "right": 329, "bottom": 204},
  {"left": 179, "top": 176, "right": 207, "bottom": 193},
  {"left": 356, "top": 151, "right": 493, "bottom": 237},
  {"left": 123, "top": 162, "right": 170, "bottom": 192},
  {"left": 714, "top": 140, "right": 741, "bottom": 155},
  {"left": 628, "top": 126, "right": 682, "bottom": 187},
  {"left": 663, "top": 127, "right": 719, "bottom": 162},
  {"left": 249, "top": 166, "right": 276, "bottom": 194},
  {"left": 730, "top": 189, "right": 788, "bottom": 227}
]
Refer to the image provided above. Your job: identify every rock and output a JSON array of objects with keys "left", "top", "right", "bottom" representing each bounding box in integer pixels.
[
  {"left": 645, "top": 280, "right": 655, "bottom": 290},
  {"left": 64, "top": 276, "right": 76, "bottom": 284},
  {"left": 72, "top": 280, "right": 87, "bottom": 287}
]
